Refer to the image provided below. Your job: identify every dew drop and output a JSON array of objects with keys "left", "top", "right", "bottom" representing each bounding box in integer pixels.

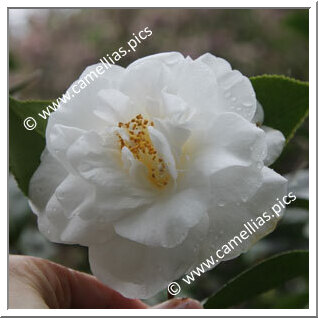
[
  {"left": 256, "top": 161, "right": 263, "bottom": 170},
  {"left": 218, "top": 200, "right": 225, "bottom": 207},
  {"left": 231, "top": 96, "right": 237, "bottom": 102},
  {"left": 56, "top": 191, "right": 65, "bottom": 201},
  {"left": 242, "top": 101, "right": 252, "bottom": 107}
]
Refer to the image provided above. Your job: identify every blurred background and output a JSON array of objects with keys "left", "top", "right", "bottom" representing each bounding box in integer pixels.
[{"left": 9, "top": 8, "right": 309, "bottom": 308}]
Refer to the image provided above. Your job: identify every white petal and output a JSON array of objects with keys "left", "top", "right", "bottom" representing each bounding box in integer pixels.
[
  {"left": 29, "top": 151, "right": 115, "bottom": 246},
  {"left": 60, "top": 216, "right": 115, "bottom": 245},
  {"left": 29, "top": 149, "right": 67, "bottom": 215},
  {"left": 197, "top": 167, "right": 287, "bottom": 265},
  {"left": 120, "top": 58, "right": 172, "bottom": 111},
  {"left": 37, "top": 194, "right": 114, "bottom": 246},
  {"left": 194, "top": 112, "right": 267, "bottom": 175},
  {"left": 208, "top": 165, "right": 263, "bottom": 206},
  {"left": 262, "top": 126, "right": 285, "bottom": 166},
  {"left": 170, "top": 59, "right": 219, "bottom": 116},
  {"left": 128, "top": 52, "right": 184, "bottom": 69},
  {"left": 121, "top": 146, "right": 150, "bottom": 188},
  {"left": 89, "top": 215, "right": 209, "bottom": 299},
  {"left": 54, "top": 174, "right": 95, "bottom": 218},
  {"left": 153, "top": 118, "right": 191, "bottom": 160},
  {"left": 196, "top": 53, "right": 256, "bottom": 121},
  {"left": 114, "top": 189, "right": 209, "bottom": 248},
  {"left": 148, "top": 126, "right": 178, "bottom": 180},
  {"left": 252, "top": 101, "right": 264, "bottom": 125},
  {"left": 196, "top": 53, "right": 231, "bottom": 78},
  {"left": 94, "top": 89, "right": 134, "bottom": 123},
  {"left": 46, "top": 124, "right": 85, "bottom": 173},
  {"left": 66, "top": 131, "right": 122, "bottom": 186},
  {"left": 45, "top": 64, "right": 125, "bottom": 137},
  {"left": 160, "top": 91, "right": 192, "bottom": 123}
]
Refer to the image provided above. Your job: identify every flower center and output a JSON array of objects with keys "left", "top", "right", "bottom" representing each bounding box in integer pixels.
[{"left": 117, "top": 114, "right": 170, "bottom": 188}]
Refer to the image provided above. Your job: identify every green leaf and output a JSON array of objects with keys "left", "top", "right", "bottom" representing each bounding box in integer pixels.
[
  {"left": 290, "top": 198, "right": 309, "bottom": 210},
  {"left": 203, "top": 250, "right": 309, "bottom": 309},
  {"left": 250, "top": 75, "right": 309, "bottom": 143},
  {"left": 9, "top": 97, "right": 51, "bottom": 195}
]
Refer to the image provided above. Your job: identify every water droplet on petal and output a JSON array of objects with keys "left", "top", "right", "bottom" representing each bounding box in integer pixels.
[
  {"left": 256, "top": 161, "right": 263, "bottom": 169},
  {"left": 242, "top": 101, "right": 252, "bottom": 107},
  {"left": 56, "top": 191, "right": 65, "bottom": 201},
  {"left": 218, "top": 200, "right": 225, "bottom": 207}
]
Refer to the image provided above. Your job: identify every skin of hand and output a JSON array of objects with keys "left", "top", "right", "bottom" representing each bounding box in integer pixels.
[{"left": 9, "top": 255, "right": 202, "bottom": 309}]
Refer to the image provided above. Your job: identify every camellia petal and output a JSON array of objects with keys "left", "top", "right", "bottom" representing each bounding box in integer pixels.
[
  {"left": 89, "top": 214, "right": 209, "bottom": 299},
  {"left": 197, "top": 167, "right": 287, "bottom": 265},
  {"left": 114, "top": 188, "right": 209, "bottom": 248},
  {"left": 262, "top": 126, "right": 286, "bottom": 166}
]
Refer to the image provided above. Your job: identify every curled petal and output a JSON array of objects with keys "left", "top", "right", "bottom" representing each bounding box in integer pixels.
[{"left": 262, "top": 126, "right": 285, "bottom": 166}]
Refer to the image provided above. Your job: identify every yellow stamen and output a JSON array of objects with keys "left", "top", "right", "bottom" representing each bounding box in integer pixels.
[{"left": 116, "top": 114, "right": 170, "bottom": 188}]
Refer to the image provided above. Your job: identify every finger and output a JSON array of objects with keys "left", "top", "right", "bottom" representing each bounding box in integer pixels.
[
  {"left": 152, "top": 298, "right": 203, "bottom": 309},
  {"left": 9, "top": 255, "right": 148, "bottom": 309}
]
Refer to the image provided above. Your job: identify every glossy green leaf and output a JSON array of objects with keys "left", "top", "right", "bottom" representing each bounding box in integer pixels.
[
  {"left": 250, "top": 75, "right": 309, "bottom": 143},
  {"left": 204, "top": 250, "right": 309, "bottom": 309},
  {"left": 9, "top": 97, "right": 51, "bottom": 195}
]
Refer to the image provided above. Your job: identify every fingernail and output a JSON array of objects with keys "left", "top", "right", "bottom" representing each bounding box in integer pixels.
[{"left": 153, "top": 298, "right": 203, "bottom": 309}]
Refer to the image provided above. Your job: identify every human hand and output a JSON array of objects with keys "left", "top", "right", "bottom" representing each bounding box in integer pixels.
[{"left": 9, "top": 255, "right": 202, "bottom": 309}]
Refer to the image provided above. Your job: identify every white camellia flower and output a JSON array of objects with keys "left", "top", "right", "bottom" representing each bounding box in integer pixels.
[{"left": 29, "top": 52, "right": 287, "bottom": 299}]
